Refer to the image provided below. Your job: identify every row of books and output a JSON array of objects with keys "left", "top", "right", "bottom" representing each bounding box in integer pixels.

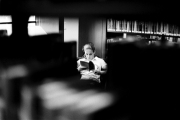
[
  {"left": 107, "top": 36, "right": 180, "bottom": 44},
  {"left": 107, "top": 19, "right": 180, "bottom": 37}
]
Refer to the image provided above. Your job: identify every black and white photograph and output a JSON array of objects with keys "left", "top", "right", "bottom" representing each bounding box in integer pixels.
[{"left": 0, "top": 0, "right": 179, "bottom": 120}]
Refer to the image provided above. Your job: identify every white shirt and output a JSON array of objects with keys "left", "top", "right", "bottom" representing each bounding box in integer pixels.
[{"left": 77, "top": 56, "right": 107, "bottom": 83}]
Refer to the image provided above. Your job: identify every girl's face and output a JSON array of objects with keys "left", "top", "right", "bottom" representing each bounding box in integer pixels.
[{"left": 84, "top": 49, "right": 95, "bottom": 61}]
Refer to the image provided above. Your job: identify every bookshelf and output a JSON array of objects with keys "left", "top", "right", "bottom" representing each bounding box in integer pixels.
[{"left": 106, "top": 19, "right": 180, "bottom": 44}]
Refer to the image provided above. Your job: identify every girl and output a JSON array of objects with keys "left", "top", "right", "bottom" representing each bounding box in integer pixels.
[{"left": 77, "top": 46, "right": 107, "bottom": 84}]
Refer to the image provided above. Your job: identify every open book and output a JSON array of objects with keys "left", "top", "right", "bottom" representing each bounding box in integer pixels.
[{"left": 80, "top": 61, "right": 95, "bottom": 71}]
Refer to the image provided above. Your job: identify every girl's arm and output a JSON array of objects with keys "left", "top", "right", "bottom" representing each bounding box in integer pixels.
[{"left": 95, "top": 65, "right": 107, "bottom": 75}]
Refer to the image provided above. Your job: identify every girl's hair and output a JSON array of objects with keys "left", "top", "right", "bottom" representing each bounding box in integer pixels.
[{"left": 82, "top": 42, "right": 95, "bottom": 53}]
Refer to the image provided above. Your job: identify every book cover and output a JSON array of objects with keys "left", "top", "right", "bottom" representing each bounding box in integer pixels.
[{"left": 80, "top": 61, "right": 95, "bottom": 71}]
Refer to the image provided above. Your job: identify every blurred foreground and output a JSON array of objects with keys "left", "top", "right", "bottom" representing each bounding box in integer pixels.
[{"left": 0, "top": 35, "right": 179, "bottom": 120}]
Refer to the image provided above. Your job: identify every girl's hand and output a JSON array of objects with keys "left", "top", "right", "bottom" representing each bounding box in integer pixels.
[
  {"left": 94, "top": 69, "right": 101, "bottom": 75},
  {"left": 77, "top": 66, "right": 86, "bottom": 71}
]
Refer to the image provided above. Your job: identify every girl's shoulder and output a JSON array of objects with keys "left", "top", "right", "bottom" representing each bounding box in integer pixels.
[
  {"left": 94, "top": 56, "right": 107, "bottom": 65},
  {"left": 94, "top": 56, "right": 104, "bottom": 61}
]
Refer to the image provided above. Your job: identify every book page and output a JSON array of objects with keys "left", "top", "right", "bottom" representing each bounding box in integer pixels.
[{"left": 80, "top": 61, "right": 89, "bottom": 69}]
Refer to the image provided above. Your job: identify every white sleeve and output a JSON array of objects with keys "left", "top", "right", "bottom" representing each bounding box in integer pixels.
[
  {"left": 77, "top": 59, "right": 81, "bottom": 68},
  {"left": 100, "top": 59, "right": 107, "bottom": 69}
]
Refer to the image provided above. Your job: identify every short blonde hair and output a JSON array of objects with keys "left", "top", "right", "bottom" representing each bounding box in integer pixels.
[{"left": 82, "top": 42, "right": 95, "bottom": 53}]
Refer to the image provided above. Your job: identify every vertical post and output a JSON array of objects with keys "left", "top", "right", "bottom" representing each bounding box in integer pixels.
[
  {"left": 59, "top": 17, "right": 64, "bottom": 42},
  {"left": 11, "top": 15, "right": 29, "bottom": 39}
]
